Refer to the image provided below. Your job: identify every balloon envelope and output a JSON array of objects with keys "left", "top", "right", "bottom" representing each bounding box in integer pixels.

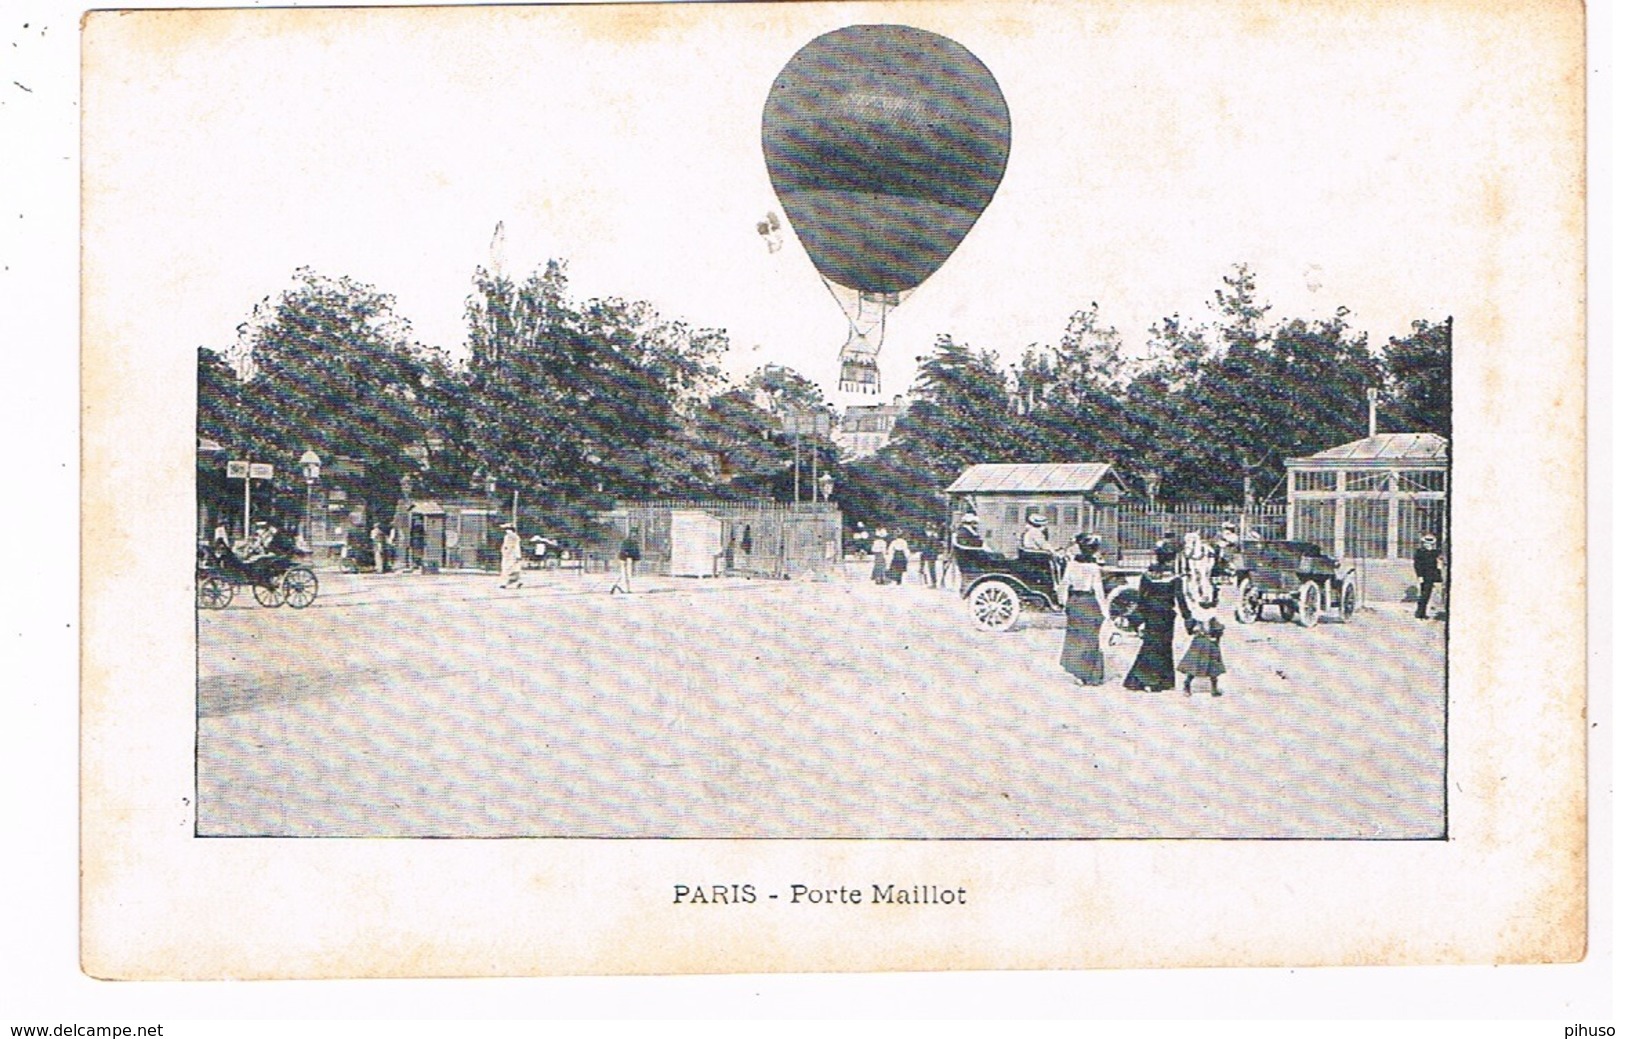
[{"left": 762, "top": 24, "right": 1011, "bottom": 295}]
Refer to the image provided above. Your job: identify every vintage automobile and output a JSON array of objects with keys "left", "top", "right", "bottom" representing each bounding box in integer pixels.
[
  {"left": 1227, "top": 538, "right": 1357, "bottom": 627},
  {"left": 956, "top": 545, "right": 1139, "bottom": 633}
]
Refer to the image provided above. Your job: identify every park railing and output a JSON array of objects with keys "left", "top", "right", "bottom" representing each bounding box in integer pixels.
[{"left": 1115, "top": 501, "right": 1287, "bottom": 558}]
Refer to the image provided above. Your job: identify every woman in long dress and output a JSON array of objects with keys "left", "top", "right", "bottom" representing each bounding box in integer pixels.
[
  {"left": 870, "top": 528, "right": 890, "bottom": 585},
  {"left": 1123, "top": 542, "right": 1193, "bottom": 692},
  {"left": 1057, "top": 534, "right": 1110, "bottom": 685}
]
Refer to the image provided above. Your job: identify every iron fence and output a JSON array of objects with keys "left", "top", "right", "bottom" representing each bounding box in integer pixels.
[{"left": 1115, "top": 502, "right": 1287, "bottom": 558}]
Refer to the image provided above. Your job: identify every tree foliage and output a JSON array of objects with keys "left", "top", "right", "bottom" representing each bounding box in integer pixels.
[
  {"left": 197, "top": 260, "right": 1451, "bottom": 541},
  {"left": 1383, "top": 317, "right": 1452, "bottom": 437}
]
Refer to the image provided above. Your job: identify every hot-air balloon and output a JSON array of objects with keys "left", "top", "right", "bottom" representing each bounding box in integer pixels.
[{"left": 762, "top": 24, "right": 1011, "bottom": 394}]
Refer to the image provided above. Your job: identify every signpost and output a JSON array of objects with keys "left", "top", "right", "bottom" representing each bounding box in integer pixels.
[{"left": 228, "top": 460, "right": 274, "bottom": 537}]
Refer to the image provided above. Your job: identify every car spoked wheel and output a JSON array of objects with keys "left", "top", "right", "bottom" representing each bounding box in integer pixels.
[
  {"left": 1338, "top": 576, "right": 1359, "bottom": 622},
  {"left": 1233, "top": 578, "right": 1259, "bottom": 624},
  {"left": 1105, "top": 583, "right": 1139, "bottom": 634},
  {"left": 969, "top": 580, "right": 1020, "bottom": 632},
  {"left": 1296, "top": 580, "right": 1322, "bottom": 628}
]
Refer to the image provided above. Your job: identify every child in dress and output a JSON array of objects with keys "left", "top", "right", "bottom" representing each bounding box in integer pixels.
[{"left": 1179, "top": 616, "right": 1227, "bottom": 697}]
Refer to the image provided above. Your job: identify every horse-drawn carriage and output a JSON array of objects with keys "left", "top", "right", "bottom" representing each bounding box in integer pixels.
[
  {"left": 1226, "top": 538, "right": 1358, "bottom": 627},
  {"left": 956, "top": 546, "right": 1139, "bottom": 633},
  {"left": 196, "top": 545, "right": 319, "bottom": 610}
]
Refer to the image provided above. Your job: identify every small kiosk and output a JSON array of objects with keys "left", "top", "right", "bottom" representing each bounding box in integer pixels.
[{"left": 944, "top": 463, "right": 1128, "bottom": 557}]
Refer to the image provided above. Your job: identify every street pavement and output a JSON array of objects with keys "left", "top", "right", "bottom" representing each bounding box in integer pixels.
[{"left": 196, "top": 565, "right": 1447, "bottom": 839}]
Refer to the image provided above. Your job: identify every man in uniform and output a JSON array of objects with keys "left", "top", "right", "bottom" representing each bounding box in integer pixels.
[{"left": 1413, "top": 533, "right": 1444, "bottom": 619}]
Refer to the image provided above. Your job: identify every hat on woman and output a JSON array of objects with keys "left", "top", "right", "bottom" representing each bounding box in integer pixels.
[
  {"left": 1154, "top": 542, "right": 1180, "bottom": 566},
  {"left": 1420, "top": 534, "right": 1438, "bottom": 545},
  {"left": 1027, "top": 512, "right": 1047, "bottom": 527}
]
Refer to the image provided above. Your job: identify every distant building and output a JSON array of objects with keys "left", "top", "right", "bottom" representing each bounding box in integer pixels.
[
  {"left": 1285, "top": 431, "right": 1449, "bottom": 602},
  {"left": 835, "top": 396, "right": 908, "bottom": 459}
]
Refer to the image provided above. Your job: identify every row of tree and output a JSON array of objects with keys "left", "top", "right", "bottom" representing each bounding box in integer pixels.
[
  {"left": 839, "top": 266, "right": 1450, "bottom": 532},
  {"left": 197, "top": 262, "right": 1450, "bottom": 540},
  {"left": 197, "top": 264, "right": 838, "bottom": 537}
]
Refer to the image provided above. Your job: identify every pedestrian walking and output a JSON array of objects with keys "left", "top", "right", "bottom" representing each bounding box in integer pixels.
[
  {"left": 615, "top": 528, "right": 642, "bottom": 593},
  {"left": 1178, "top": 616, "right": 1227, "bottom": 697},
  {"left": 1414, "top": 533, "right": 1444, "bottom": 619},
  {"left": 918, "top": 528, "right": 941, "bottom": 588},
  {"left": 370, "top": 523, "right": 386, "bottom": 573},
  {"left": 499, "top": 522, "right": 523, "bottom": 589},
  {"left": 870, "top": 527, "right": 890, "bottom": 585},
  {"left": 1057, "top": 533, "right": 1109, "bottom": 686},
  {"left": 887, "top": 531, "right": 910, "bottom": 585},
  {"left": 1124, "top": 542, "right": 1194, "bottom": 693}
]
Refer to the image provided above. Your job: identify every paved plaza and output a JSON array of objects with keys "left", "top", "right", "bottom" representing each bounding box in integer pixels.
[{"left": 196, "top": 567, "right": 1447, "bottom": 839}]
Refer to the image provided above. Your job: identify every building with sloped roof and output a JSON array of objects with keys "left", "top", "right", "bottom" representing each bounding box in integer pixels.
[
  {"left": 1285, "top": 432, "right": 1449, "bottom": 601},
  {"left": 944, "top": 462, "right": 1128, "bottom": 557}
]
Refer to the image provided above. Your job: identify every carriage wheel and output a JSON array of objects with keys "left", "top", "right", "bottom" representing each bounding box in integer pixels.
[
  {"left": 197, "top": 575, "right": 233, "bottom": 610},
  {"left": 969, "top": 580, "right": 1021, "bottom": 632},
  {"left": 1296, "top": 580, "right": 1322, "bottom": 628},
  {"left": 281, "top": 567, "right": 319, "bottom": 609},
  {"left": 1233, "top": 578, "right": 1260, "bottom": 624},
  {"left": 1337, "top": 575, "right": 1359, "bottom": 622},
  {"left": 1105, "top": 583, "right": 1139, "bottom": 634},
  {"left": 252, "top": 578, "right": 286, "bottom": 607}
]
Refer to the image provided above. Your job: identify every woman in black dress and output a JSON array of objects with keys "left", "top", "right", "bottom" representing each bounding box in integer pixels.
[
  {"left": 1123, "top": 542, "right": 1193, "bottom": 692},
  {"left": 1057, "top": 534, "right": 1109, "bottom": 685}
]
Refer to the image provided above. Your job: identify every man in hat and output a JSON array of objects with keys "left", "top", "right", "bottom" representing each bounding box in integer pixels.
[
  {"left": 499, "top": 521, "right": 523, "bottom": 589},
  {"left": 952, "top": 508, "right": 983, "bottom": 551},
  {"left": 1413, "top": 533, "right": 1444, "bottom": 619},
  {"left": 240, "top": 520, "right": 276, "bottom": 563}
]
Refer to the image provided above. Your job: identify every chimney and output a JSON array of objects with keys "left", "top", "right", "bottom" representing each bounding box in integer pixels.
[{"left": 1366, "top": 387, "right": 1379, "bottom": 438}]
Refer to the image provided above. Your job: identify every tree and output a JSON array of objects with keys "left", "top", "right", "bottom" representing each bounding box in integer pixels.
[
  {"left": 459, "top": 260, "right": 728, "bottom": 515},
  {"left": 839, "top": 335, "right": 1015, "bottom": 531},
  {"left": 1211, "top": 263, "right": 1270, "bottom": 353},
  {"left": 229, "top": 268, "right": 437, "bottom": 526},
  {"left": 1383, "top": 317, "right": 1452, "bottom": 437}
]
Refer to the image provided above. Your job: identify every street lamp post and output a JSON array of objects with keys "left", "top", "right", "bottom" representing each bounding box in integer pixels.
[{"left": 299, "top": 450, "right": 322, "bottom": 556}]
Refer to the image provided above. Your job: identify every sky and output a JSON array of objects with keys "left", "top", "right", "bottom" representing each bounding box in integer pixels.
[{"left": 80, "top": 0, "right": 1518, "bottom": 407}]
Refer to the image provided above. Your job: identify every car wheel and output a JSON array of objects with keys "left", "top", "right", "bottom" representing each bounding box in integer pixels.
[
  {"left": 969, "top": 580, "right": 1021, "bottom": 632},
  {"left": 1296, "top": 580, "right": 1322, "bottom": 628},
  {"left": 1338, "top": 575, "right": 1359, "bottom": 622},
  {"left": 1105, "top": 583, "right": 1139, "bottom": 633},
  {"left": 1234, "top": 578, "right": 1259, "bottom": 624}
]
